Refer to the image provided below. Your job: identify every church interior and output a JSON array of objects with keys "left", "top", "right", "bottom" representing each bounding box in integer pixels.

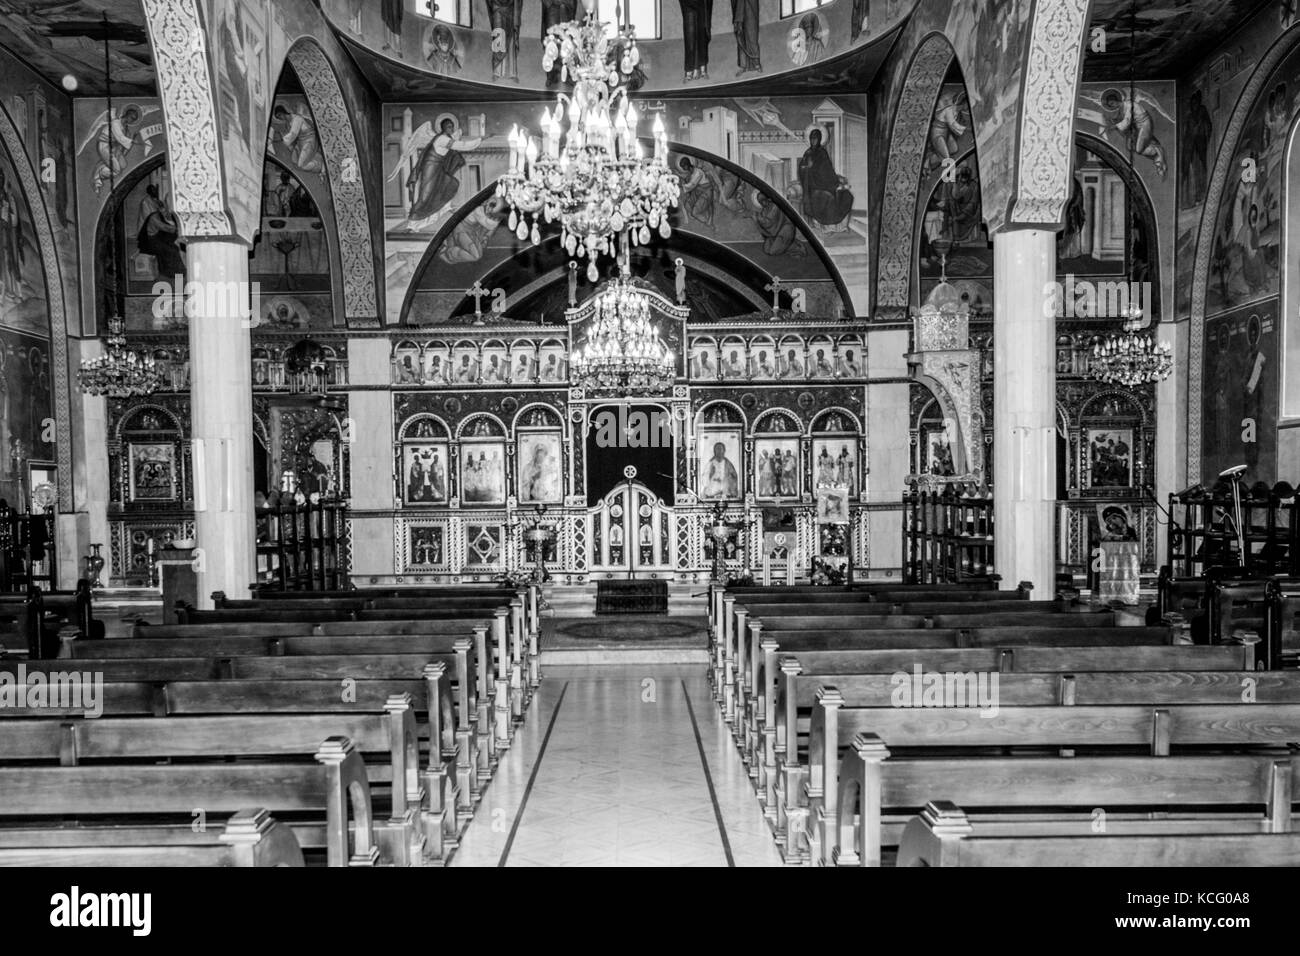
[{"left": 1, "top": 0, "right": 1300, "bottom": 875}]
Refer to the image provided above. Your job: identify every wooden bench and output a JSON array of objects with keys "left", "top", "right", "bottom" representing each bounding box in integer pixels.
[
  {"left": 184, "top": 600, "right": 535, "bottom": 706},
  {"left": 0, "top": 706, "right": 428, "bottom": 866},
  {"left": 4, "top": 650, "right": 487, "bottom": 823},
  {"left": 1, "top": 581, "right": 97, "bottom": 658},
  {"left": 726, "top": 621, "right": 1163, "bottom": 753},
  {"left": 896, "top": 800, "right": 1300, "bottom": 867},
  {"left": 0, "top": 734, "right": 380, "bottom": 866},
  {"left": 0, "top": 807, "right": 305, "bottom": 867},
  {"left": 804, "top": 699, "right": 1300, "bottom": 866}
]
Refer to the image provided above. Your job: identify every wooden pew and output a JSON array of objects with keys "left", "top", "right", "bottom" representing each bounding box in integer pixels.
[
  {"left": 183, "top": 601, "right": 533, "bottom": 715},
  {"left": 3, "top": 650, "right": 486, "bottom": 821},
  {"left": 0, "top": 706, "right": 427, "bottom": 866},
  {"left": 804, "top": 698, "right": 1300, "bottom": 866},
  {"left": 0, "top": 807, "right": 305, "bottom": 867},
  {"left": 0, "top": 581, "right": 97, "bottom": 659},
  {"left": 0, "top": 734, "right": 379, "bottom": 867},
  {"left": 763, "top": 643, "right": 1257, "bottom": 851},
  {"left": 729, "top": 620, "right": 1157, "bottom": 758},
  {"left": 896, "top": 801, "right": 1300, "bottom": 867}
]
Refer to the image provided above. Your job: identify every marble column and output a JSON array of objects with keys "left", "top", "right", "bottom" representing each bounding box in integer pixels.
[
  {"left": 992, "top": 228, "right": 1056, "bottom": 597},
  {"left": 186, "top": 240, "right": 255, "bottom": 607}
]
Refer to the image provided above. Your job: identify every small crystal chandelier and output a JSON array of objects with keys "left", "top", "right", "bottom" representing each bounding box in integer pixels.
[
  {"left": 571, "top": 271, "right": 674, "bottom": 396},
  {"left": 496, "top": 0, "right": 679, "bottom": 282},
  {"left": 78, "top": 315, "right": 162, "bottom": 398},
  {"left": 1090, "top": 307, "right": 1172, "bottom": 387},
  {"left": 78, "top": 22, "right": 161, "bottom": 401}
]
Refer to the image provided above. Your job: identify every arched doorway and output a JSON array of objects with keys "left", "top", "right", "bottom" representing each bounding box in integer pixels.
[{"left": 584, "top": 403, "right": 677, "bottom": 576}]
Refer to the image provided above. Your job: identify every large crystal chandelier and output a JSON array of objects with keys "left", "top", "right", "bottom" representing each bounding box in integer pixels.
[
  {"left": 571, "top": 273, "right": 674, "bottom": 396},
  {"left": 78, "top": 315, "right": 162, "bottom": 398},
  {"left": 1090, "top": 309, "right": 1173, "bottom": 387},
  {"left": 496, "top": 0, "right": 679, "bottom": 282}
]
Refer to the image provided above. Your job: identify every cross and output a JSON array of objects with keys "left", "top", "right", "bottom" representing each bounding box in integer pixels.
[
  {"left": 466, "top": 281, "right": 491, "bottom": 320},
  {"left": 765, "top": 276, "right": 783, "bottom": 311}
]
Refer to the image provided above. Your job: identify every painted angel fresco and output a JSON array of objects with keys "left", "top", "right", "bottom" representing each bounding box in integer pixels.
[
  {"left": 1078, "top": 87, "right": 1174, "bottom": 179},
  {"left": 390, "top": 116, "right": 483, "bottom": 230},
  {"left": 78, "top": 104, "right": 161, "bottom": 194}
]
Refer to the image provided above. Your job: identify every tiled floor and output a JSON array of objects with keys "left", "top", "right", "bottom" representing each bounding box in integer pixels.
[{"left": 449, "top": 665, "right": 784, "bottom": 867}]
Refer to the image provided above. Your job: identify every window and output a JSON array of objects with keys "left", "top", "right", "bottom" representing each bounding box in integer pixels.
[
  {"left": 780, "top": 0, "right": 824, "bottom": 17},
  {"left": 423, "top": 0, "right": 471, "bottom": 28},
  {"left": 595, "top": 0, "right": 659, "bottom": 38}
]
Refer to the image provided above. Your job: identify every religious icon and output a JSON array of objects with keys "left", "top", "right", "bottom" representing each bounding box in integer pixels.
[
  {"left": 452, "top": 345, "right": 481, "bottom": 384},
  {"left": 460, "top": 442, "right": 507, "bottom": 504},
  {"left": 511, "top": 345, "right": 538, "bottom": 384},
  {"left": 778, "top": 338, "right": 806, "bottom": 379},
  {"left": 817, "top": 486, "right": 850, "bottom": 524},
  {"left": 394, "top": 342, "right": 422, "bottom": 384},
  {"left": 749, "top": 337, "right": 777, "bottom": 378},
  {"left": 408, "top": 526, "right": 445, "bottom": 567},
  {"left": 691, "top": 340, "right": 719, "bottom": 380},
  {"left": 537, "top": 344, "right": 567, "bottom": 382},
  {"left": 403, "top": 442, "right": 449, "bottom": 504},
  {"left": 128, "top": 443, "right": 177, "bottom": 501},
  {"left": 517, "top": 432, "right": 563, "bottom": 504},
  {"left": 755, "top": 438, "right": 799, "bottom": 501},
  {"left": 1096, "top": 503, "right": 1138, "bottom": 542},
  {"left": 480, "top": 345, "right": 508, "bottom": 385},
  {"left": 808, "top": 337, "right": 836, "bottom": 379},
  {"left": 697, "top": 429, "right": 742, "bottom": 501},
  {"left": 395, "top": 114, "right": 483, "bottom": 229},
  {"left": 813, "top": 438, "right": 857, "bottom": 495},
  {"left": 720, "top": 338, "right": 748, "bottom": 380},
  {"left": 1087, "top": 428, "right": 1133, "bottom": 488}
]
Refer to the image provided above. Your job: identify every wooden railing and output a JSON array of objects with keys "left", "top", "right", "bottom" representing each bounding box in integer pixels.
[
  {"left": 254, "top": 497, "right": 348, "bottom": 592},
  {"left": 903, "top": 488, "right": 996, "bottom": 586}
]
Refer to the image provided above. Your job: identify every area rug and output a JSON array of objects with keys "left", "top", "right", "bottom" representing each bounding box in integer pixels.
[{"left": 543, "top": 616, "right": 707, "bottom": 649}]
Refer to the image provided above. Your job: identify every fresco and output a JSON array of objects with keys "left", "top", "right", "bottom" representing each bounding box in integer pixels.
[
  {"left": 0, "top": 49, "right": 79, "bottom": 336},
  {"left": 1174, "top": 16, "right": 1271, "bottom": 319},
  {"left": 0, "top": 0, "right": 155, "bottom": 95},
  {"left": 383, "top": 95, "right": 864, "bottom": 322},
  {"left": 0, "top": 143, "right": 47, "bottom": 338},
  {"left": 323, "top": 0, "right": 912, "bottom": 95},
  {"left": 0, "top": 328, "right": 55, "bottom": 510},
  {"left": 1080, "top": 0, "right": 1272, "bottom": 81},
  {"left": 1201, "top": 44, "right": 1300, "bottom": 318},
  {"left": 1202, "top": 302, "right": 1277, "bottom": 485}
]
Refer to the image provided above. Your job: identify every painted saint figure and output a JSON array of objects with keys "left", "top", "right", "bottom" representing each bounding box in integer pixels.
[
  {"left": 798, "top": 129, "right": 854, "bottom": 229},
  {"left": 269, "top": 105, "right": 324, "bottom": 175},
  {"left": 703, "top": 441, "right": 740, "bottom": 499},
  {"left": 488, "top": 0, "right": 522, "bottom": 81},
  {"left": 731, "top": 0, "right": 761, "bottom": 76},
  {"left": 679, "top": 0, "right": 712, "bottom": 81},
  {"left": 136, "top": 184, "right": 186, "bottom": 280}
]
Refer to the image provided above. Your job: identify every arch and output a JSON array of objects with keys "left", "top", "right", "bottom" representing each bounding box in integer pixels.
[
  {"left": 398, "top": 413, "right": 451, "bottom": 441},
  {"left": 696, "top": 399, "right": 746, "bottom": 427},
  {"left": 1007, "top": 0, "right": 1092, "bottom": 226},
  {"left": 282, "top": 38, "right": 381, "bottom": 326},
  {"left": 1080, "top": 388, "right": 1149, "bottom": 427},
  {"left": 874, "top": 33, "right": 958, "bottom": 316},
  {"left": 1188, "top": 24, "right": 1300, "bottom": 479},
  {"left": 455, "top": 412, "right": 507, "bottom": 439},
  {"left": 115, "top": 403, "right": 185, "bottom": 442},
  {"left": 0, "top": 100, "right": 72, "bottom": 510},
  {"left": 398, "top": 141, "right": 855, "bottom": 325},
  {"left": 810, "top": 406, "right": 862, "bottom": 436},
  {"left": 513, "top": 403, "right": 564, "bottom": 431},
  {"left": 140, "top": 0, "right": 234, "bottom": 238},
  {"left": 752, "top": 408, "right": 804, "bottom": 434}
]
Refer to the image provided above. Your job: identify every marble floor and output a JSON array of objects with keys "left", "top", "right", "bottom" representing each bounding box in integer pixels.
[{"left": 448, "top": 665, "right": 785, "bottom": 867}]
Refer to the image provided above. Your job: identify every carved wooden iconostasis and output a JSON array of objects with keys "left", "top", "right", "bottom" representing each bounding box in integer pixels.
[{"left": 386, "top": 279, "right": 868, "bottom": 584}]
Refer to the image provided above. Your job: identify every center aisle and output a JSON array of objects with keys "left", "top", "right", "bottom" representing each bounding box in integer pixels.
[{"left": 449, "top": 666, "right": 785, "bottom": 867}]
